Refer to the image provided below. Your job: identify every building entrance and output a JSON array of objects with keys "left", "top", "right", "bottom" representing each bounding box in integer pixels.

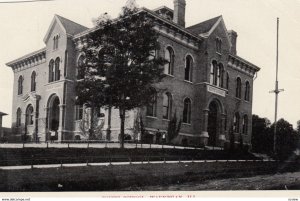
[{"left": 208, "top": 101, "right": 218, "bottom": 146}]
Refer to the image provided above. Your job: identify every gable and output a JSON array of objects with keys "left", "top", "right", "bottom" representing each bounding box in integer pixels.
[
  {"left": 43, "top": 16, "right": 67, "bottom": 44},
  {"left": 43, "top": 15, "right": 88, "bottom": 44}
]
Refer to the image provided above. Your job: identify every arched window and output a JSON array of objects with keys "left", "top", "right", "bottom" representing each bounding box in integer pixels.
[
  {"left": 226, "top": 72, "right": 229, "bottom": 90},
  {"left": 49, "top": 60, "right": 54, "bottom": 82},
  {"left": 54, "top": 57, "right": 60, "bottom": 81},
  {"left": 26, "top": 105, "right": 34, "bottom": 125},
  {"left": 242, "top": 115, "right": 248, "bottom": 134},
  {"left": 31, "top": 71, "right": 36, "bottom": 92},
  {"left": 245, "top": 81, "right": 250, "bottom": 101},
  {"left": 16, "top": 108, "right": 22, "bottom": 127},
  {"left": 185, "top": 55, "right": 193, "bottom": 81},
  {"left": 216, "top": 38, "right": 222, "bottom": 53},
  {"left": 18, "top": 75, "right": 23, "bottom": 95},
  {"left": 163, "top": 92, "right": 172, "bottom": 119},
  {"left": 77, "top": 55, "right": 85, "bottom": 80},
  {"left": 164, "top": 47, "right": 174, "bottom": 75},
  {"left": 236, "top": 77, "right": 242, "bottom": 98},
  {"left": 218, "top": 64, "right": 224, "bottom": 87},
  {"left": 53, "top": 35, "right": 59, "bottom": 50},
  {"left": 183, "top": 98, "right": 191, "bottom": 124},
  {"left": 146, "top": 94, "right": 157, "bottom": 117},
  {"left": 233, "top": 112, "right": 240, "bottom": 133},
  {"left": 210, "top": 61, "right": 218, "bottom": 85}
]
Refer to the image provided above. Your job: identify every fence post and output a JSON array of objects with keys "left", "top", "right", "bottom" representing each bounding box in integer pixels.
[
  {"left": 60, "top": 160, "right": 63, "bottom": 168},
  {"left": 86, "top": 159, "right": 89, "bottom": 166},
  {"left": 150, "top": 143, "right": 151, "bottom": 149},
  {"left": 23, "top": 143, "right": 25, "bottom": 148},
  {"left": 87, "top": 142, "right": 89, "bottom": 149},
  {"left": 105, "top": 141, "right": 108, "bottom": 148},
  {"left": 47, "top": 142, "right": 49, "bottom": 149},
  {"left": 68, "top": 143, "right": 70, "bottom": 149}
]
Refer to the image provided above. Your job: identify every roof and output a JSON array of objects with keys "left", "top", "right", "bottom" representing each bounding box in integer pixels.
[
  {"left": 186, "top": 16, "right": 222, "bottom": 35},
  {"left": 55, "top": 14, "right": 88, "bottom": 36},
  {"left": 6, "top": 47, "right": 46, "bottom": 67}
]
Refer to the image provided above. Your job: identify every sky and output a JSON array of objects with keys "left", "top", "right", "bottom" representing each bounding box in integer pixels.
[{"left": 0, "top": 0, "right": 300, "bottom": 128}]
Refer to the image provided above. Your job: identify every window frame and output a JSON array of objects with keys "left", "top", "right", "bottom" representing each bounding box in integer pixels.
[
  {"left": 236, "top": 77, "right": 242, "bottom": 99},
  {"left": 184, "top": 55, "right": 193, "bottom": 82},
  {"left": 164, "top": 46, "right": 174, "bottom": 75},
  {"left": 163, "top": 92, "right": 172, "bottom": 120},
  {"left": 31, "top": 71, "right": 36, "bottom": 92},
  {"left": 183, "top": 98, "right": 192, "bottom": 124}
]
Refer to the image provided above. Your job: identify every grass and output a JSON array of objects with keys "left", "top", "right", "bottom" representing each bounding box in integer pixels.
[
  {"left": 0, "top": 161, "right": 299, "bottom": 191},
  {"left": 0, "top": 148, "right": 259, "bottom": 166}
]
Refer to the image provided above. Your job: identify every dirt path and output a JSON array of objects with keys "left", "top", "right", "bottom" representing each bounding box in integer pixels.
[{"left": 134, "top": 172, "right": 300, "bottom": 191}]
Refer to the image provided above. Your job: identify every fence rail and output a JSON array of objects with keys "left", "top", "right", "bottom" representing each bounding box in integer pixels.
[{"left": 0, "top": 141, "right": 223, "bottom": 150}]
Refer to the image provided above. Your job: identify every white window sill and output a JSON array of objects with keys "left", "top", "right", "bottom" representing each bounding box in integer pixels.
[
  {"left": 146, "top": 116, "right": 158, "bottom": 119},
  {"left": 163, "top": 74, "right": 175, "bottom": 78},
  {"left": 182, "top": 123, "right": 191, "bottom": 126},
  {"left": 183, "top": 80, "right": 193, "bottom": 84}
]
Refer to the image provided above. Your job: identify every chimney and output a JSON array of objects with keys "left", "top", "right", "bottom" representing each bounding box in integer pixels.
[
  {"left": 228, "top": 30, "right": 238, "bottom": 55},
  {"left": 173, "top": 0, "right": 186, "bottom": 27}
]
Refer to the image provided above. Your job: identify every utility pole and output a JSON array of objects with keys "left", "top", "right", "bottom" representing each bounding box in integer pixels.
[{"left": 270, "top": 18, "right": 284, "bottom": 154}]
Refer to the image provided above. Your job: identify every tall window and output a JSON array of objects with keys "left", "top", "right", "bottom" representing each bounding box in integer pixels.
[
  {"left": 226, "top": 72, "right": 229, "bottom": 90},
  {"left": 245, "top": 81, "right": 250, "bottom": 101},
  {"left": 53, "top": 35, "right": 59, "bottom": 50},
  {"left": 164, "top": 47, "right": 174, "bottom": 75},
  {"left": 26, "top": 105, "right": 34, "bottom": 125},
  {"left": 233, "top": 112, "right": 240, "bottom": 133},
  {"left": 54, "top": 57, "right": 60, "bottom": 81},
  {"left": 16, "top": 108, "right": 22, "bottom": 127},
  {"left": 183, "top": 98, "right": 191, "bottom": 124},
  {"left": 146, "top": 94, "right": 157, "bottom": 117},
  {"left": 185, "top": 55, "right": 193, "bottom": 81},
  {"left": 31, "top": 71, "right": 36, "bottom": 92},
  {"left": 210, "top": 61, "right": 218, "bottom": 85},
  {"left": 216, "top": 38, "right": 222, "bottom": 53},
  {"left": 75, "top": 105, "right": 83, "bottom": 120},
  {"left": 163, "top": 92, "right": 172, "bottom": 119},
  {"left": 236, "top": 77, "right": 242, "bottom": 98},
  {"left": 242, "top": 115, "right": 248, "bottom": 134},
  {"left": 218, "top": 64, "right": 224, "bottom": 87},
  {"left": 49, "top": 60, "right": 54, "bottom": 82},
  {"left": 17, "top": 75, "right": 23, "bottom": 95},
  {"left": 77, "top": 55, "right": 85, "bottom": 80}
]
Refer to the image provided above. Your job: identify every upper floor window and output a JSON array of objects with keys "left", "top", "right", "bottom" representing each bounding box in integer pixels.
[
  {"left": 217, "top": 64, "right": 224, "bottom": 87},
  {"left": 185, "top": 55, "right": 193, "bottom": 82},
  {"left": 210, "top": 60, "right": 218, "bottom": 85},
  {"left": 164, "top": 46, "right": 174, "bottom": 75},
  {"left": 235, "top": 77, "right": 242, "bottom": 98},
  {"left": 183, "top": 98, "right": 191, "bottom": 124},
  {"left": 75, "top": 105, "right": 83, "bottom": 121},
  {"left": 210, "top": 61, "right": 224, "bottom": 88},
  {"left": 233, "top": 112, "right": 240, "bottom": 133},
  {"left": 16, "top": 108, "right": 22, "bottom": 127},
  {"left": 49, "top": 60, "right": 54, "bottom": 82},
  {"left": 18, "top": 75, "right": 23, "bottom": 95},
  {"left": 216, "top": 37, "right": 222, "bottom": 53},
  {"left": 146, "top": 94, "right": 157, "bottom": 117},
  {"left": 26, "top": 105, "right": 34, "bottom": 125},
  {"left": 54, "top": 57, "right": 60, "bottom": 81},
  {"left": 163, "top": 92, "right": 172, "bottom": 120},
  {"left": 49, "top": 58, "right": 60, "bottom": 82},
  {"left": 245, "top": 81, "right": 250, "bottom": 101},
  {"left": 31, "top": 71, "right": 36, "bottom": 92},
  {"left": 53, "top": 35, "right": 59, "bottom": 50},
  {"left": 77, "top": 55, "right": 85, "bottom": 80},
  {"left": 242, "top": 115, "right": 248, "bottom": 134},
  {"left": 226, "top": 72, "right": 229, "bottom": 90}
]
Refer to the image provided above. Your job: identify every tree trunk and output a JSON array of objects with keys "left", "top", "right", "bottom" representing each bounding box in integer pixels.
[
  {"left": 119, "top": 108, "right": 125, "bottom": 149},
  {"left": 106, "top": 106, "right": 112, "bottom": 141},
  {"left": 89, "top": 106, "right": 95, "bottom": 140}
]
